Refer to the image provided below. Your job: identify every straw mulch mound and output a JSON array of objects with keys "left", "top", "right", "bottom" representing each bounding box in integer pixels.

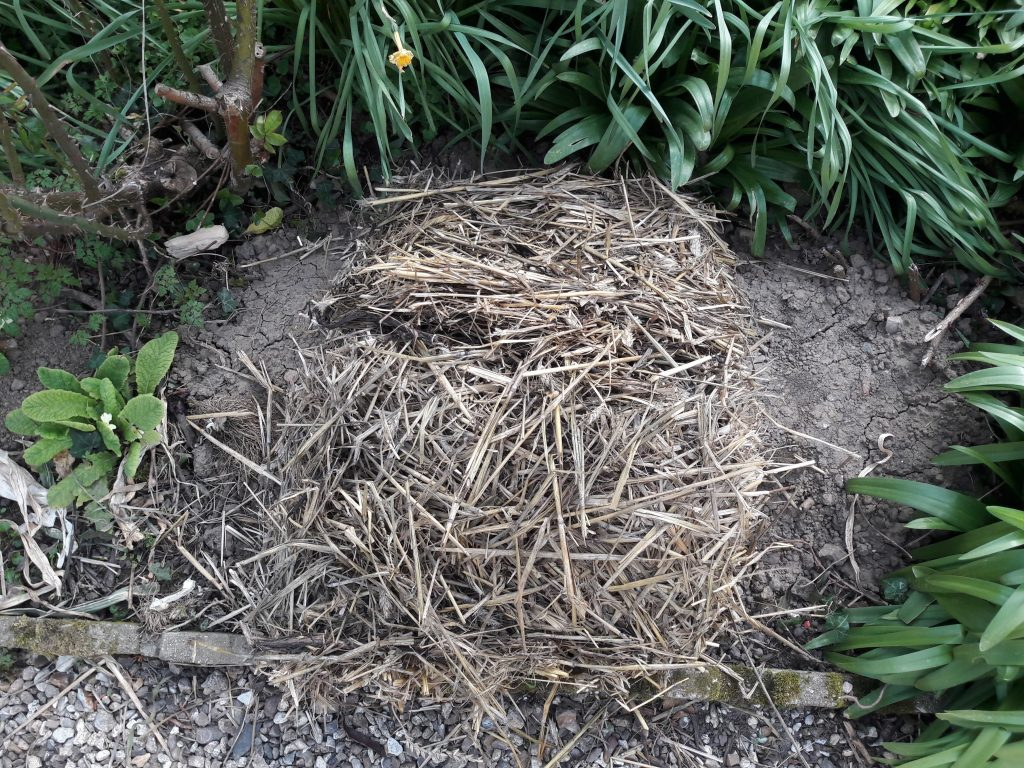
[{"left": 176, "top": 169, "right": 766, "bottom": 709}]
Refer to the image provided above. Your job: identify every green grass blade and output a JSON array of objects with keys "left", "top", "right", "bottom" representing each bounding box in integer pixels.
[{"left": 847, "top": 477, "right": 991, "bottom": 532}]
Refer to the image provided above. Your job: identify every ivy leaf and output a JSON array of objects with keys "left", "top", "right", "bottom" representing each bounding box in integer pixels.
[
  {"left": 135, "top": 331, "right": 178, "bottom": 395},
  {"left": 263, "top": 109, "right": 283, "bottom": 133},
  {"left": 149, "top": 561, "right": 173, "bottom": 582},
  {"left": 82, "top": 502, "right": 114, "bottom": 533},
  {"left": 22, "top": 389, "right": 95, "bottom": 422}
]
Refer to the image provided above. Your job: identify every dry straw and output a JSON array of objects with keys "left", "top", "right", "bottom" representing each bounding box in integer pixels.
[{"left": 169, "top": 168, "right": 767, "bottom": 711}]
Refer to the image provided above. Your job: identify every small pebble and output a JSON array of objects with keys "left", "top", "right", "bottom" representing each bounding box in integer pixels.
[
  {"left": 884, "top": 315, "right": 903, "bottom": 334},
  {"left": 555, "top": 708, "right": 579, "bottom": 732}
]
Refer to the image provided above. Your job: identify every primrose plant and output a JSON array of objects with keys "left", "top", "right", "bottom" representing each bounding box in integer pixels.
[{"left": 4, "top": 332, "right": 178, "bottom": 510}]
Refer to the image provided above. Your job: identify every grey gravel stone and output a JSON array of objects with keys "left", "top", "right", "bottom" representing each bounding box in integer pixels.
[
  {"left": 194, "top": 725, "right": 224, "bottom": 745},
  {"left": 93, "top": 709, "right": 117, "bottom": 733},
  {"left": 0, "top": 655, "right": 883, "bottom": 768},
  {"left": 231, "top": 721, "right": 257, "bottom": 759}
]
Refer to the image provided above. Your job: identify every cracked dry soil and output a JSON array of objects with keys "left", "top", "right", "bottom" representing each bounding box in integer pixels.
[{"left": 735, "top": 236, "right": 987, "bottom": 611}]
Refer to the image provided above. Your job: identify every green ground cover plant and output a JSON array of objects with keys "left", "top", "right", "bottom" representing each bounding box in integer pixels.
[
  {"left": 4, "top": 331, "right": 178, "bottom": 515},
  {"left": 813, "top": 320, "right": 1024, "bottom": 765}
]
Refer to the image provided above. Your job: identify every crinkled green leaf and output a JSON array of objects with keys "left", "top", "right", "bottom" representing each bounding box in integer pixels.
[
  {"left": 22, "top": 389, "right": 95, "bottom": 423},
  {"left": 47, "top": 452, "right": 117, "bottom": 508},
  {"left": 22, "top": 436, "right": 73, "bottom": 466},
  {"left": 134, "top": 332, "right": 178, "bottom": 395},
  {"left": 95, "top": 354, "right": 131, "bottom": 395},
  {"left": 123, "top": 441, "right": 143, "bottom": 481},
  {"left": 118, "top": 394, "right": 165, "bottom": 432},
  {"left": 4, "top": 408, "right": 40, "bottom": 436},
  {"left": 37, "top": 367, "right": 82, "bottom": 393}
]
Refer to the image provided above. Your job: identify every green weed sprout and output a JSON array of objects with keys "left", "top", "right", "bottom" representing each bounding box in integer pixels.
[{"left": 4, "top": 331, "right": 178, "bottom": 511}]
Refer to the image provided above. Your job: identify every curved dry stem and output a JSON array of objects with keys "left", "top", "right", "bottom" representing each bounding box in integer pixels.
[{"left": 0, "top": 44, "right": 102, "bottom": 202}]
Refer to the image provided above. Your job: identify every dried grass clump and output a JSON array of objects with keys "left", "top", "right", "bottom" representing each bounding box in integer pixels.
[{"left": 210, "top": 169, "right": 766, "bottom": 709}]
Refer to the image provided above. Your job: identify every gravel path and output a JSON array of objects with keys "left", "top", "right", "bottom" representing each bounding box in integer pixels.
[{"left": 0, "top": 653, "right": 896, "bottom": 767}]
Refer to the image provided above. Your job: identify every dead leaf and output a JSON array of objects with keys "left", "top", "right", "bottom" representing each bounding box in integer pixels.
[{"left": 0, "top": 450, "right": 70, "bottom": 606}]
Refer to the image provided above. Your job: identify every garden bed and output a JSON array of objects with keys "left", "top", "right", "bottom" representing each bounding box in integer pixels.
[{"left": 0, "top": 168, "right": 993, "bottom": 764}]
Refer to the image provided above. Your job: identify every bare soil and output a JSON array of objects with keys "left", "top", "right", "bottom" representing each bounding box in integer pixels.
[{"left": 732, "top": 231, "right": 988, "bottom": 652}]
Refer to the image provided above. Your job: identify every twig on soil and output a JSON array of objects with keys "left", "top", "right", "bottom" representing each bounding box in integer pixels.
[
  {"left": 781, "top": 263, "right": 848, "bottom": 282},
  {"left": 104, "top": 656, "right": 171, "bottom": 752},
  {"left": 786, "top": 213, "right": 823, "bottom": 241},
  {"left": 843, "top": 720, "right": 876, "bottom": 767},
  {"left": 237, "top": 234, "right": 332, "bottom": 268},
  {"left": 920, "top": 274, "right": 993, "bottom": 367},
  {"left": 540, "top": 706, "right": 607, "bottom": 768},
  {"left": 845, "top": 433, "right": 895, "bottom": 585},
  {"left": 762, "top": 411, "right": 862, "bottom": 459},
  {"left": 907, "top": 263, "right": 923, "bottom": 303},
  {"left": 537, "top": 684, "right": 560, "bottom": 763}
]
